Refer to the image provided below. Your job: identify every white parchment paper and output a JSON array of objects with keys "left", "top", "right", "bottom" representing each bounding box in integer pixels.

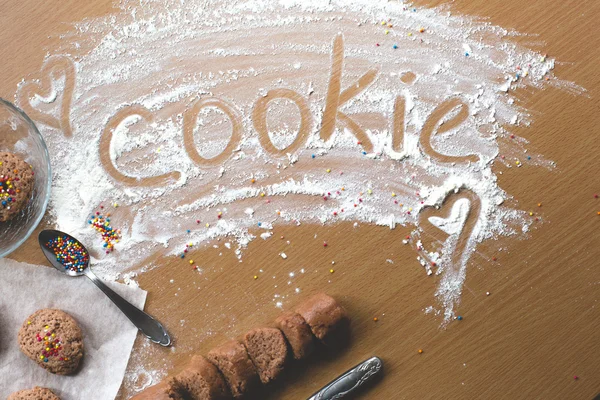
[{"left": 0, "top": 258, "right": 146, "bottom": 399}]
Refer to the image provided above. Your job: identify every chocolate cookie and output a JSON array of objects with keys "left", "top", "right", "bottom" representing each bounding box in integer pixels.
[
  {"left": 18, "top": 309, "right": 84, "bottom": 375},
  {"left": 274, "top": 311, "right": 316, "bottom": 360},
  {"left": 7, "top": 387, "right": 60, "bottom": 400},
  {"left": 0, "top": 152, "right": 34, "bottom": 222},
  {"left": 243, "top": 328, "right": 288, "bottom": 384},
  {"left": 207, "top": 340, "right": 260, "bottom": 399},
  {"left": 295, "top": 293, "right": 350, "bottom": 347},
  {"left": 168, "top": 355, "right": 232, "bottom": 400}
]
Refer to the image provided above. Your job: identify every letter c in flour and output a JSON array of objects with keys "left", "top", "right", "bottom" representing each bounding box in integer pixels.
[{"left": 100, "top": 104, "right": 181, "bottom": 186}]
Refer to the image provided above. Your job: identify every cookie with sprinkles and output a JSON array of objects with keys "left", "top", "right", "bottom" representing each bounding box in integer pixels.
[
  {"left": 7, "top": 387, "right": 61, "bottom": 400},
  {"left": 18, "top": 309, "right": 84, "bottom": 375},
  {"left": 0, "top": 152, "right": 34, "bottom": 222}
]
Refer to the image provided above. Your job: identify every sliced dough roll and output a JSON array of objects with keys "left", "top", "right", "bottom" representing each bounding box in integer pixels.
[
  {"left": 207, "top": 340, "right": 261, "bottom": 399},
  {"left": 295, "top": 293, "right": 350, "bottom": 347},
  {"left": 274, "top": 311, "right": 315, "bottom": 360},
  {"left": 168, "top": 355, "right": 232, "bottom": 400},
  {"left": 243, "top": 327, "right": 288, "bottom": 384},
  {"left": 129, "top": 382, "right": 174, "bottom": 400}
]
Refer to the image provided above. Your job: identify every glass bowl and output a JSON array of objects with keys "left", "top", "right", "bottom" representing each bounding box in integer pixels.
[{"left": 0, "top": 98, "right": 51, "bottom": 257}]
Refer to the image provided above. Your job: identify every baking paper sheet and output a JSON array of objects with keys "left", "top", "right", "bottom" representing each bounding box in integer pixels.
[{"left": 0, "top": 258, "right": 146, "bottom": 399}]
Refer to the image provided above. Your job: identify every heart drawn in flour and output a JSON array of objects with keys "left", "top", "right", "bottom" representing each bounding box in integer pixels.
[
  {"left": 428, "top": 197, "right": 471, "bottom": 236},
  {"left": 410, "top": 195, "right": 475, "bottom": 275},
  {"left": 16, "top": 55, "right": 76, "bottom": 137}
]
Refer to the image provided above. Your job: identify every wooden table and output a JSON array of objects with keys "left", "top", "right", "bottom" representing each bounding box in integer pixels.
[{"left": 1, "top": 0, "right": 599, "bottom": 398}]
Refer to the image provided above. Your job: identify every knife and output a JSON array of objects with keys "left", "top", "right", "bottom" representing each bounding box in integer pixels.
[{"left": 306, "top": 356, "right": 383, "bottom": 400}]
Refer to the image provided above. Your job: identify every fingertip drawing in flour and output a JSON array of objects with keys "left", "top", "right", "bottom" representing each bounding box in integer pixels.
[
  {"left": 320, "top": 34, "right": 379, "bottom": 154},
  {"left": 253, "top": 89, "right": 312, "bottom": 156},
  {"left": 16, "top": 55, "right": 75, "bottom": 137},
  {"left": 14, "top": 0, "right": 584, "bottom": 325},
  {"left": 411, "top": 190, "right": 482, "bottom": 321},
  {"left": 100, "top": 104, "right": 182, "bottom": 186},
  {"left": 419, "top": 97, "right": 480, "bottom": 164},
  {"left": 185, "top": 97, "right": 243, "bottom": 164},
  {"left": 387, "top": 95, "right": 408, "bottom": 160}
]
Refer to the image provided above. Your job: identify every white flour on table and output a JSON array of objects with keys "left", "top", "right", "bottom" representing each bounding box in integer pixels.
[{"left": 15, "top": 0, "right": 583, "bottom": 326}]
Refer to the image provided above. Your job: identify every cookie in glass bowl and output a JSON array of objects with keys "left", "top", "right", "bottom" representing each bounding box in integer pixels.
[{"left": 0, "top": 152, "right": 35, "bottom": 222}]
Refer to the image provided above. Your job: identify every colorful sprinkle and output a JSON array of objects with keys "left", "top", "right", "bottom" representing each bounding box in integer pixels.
[
  {"left": 0, "top": 165, "right": 33, "bottom": 211},
  {"left": 88, "top": 208, "right": 121, "bottom": 253},
  {"left": 36, "top": 325, "right": 67, "bottom": 363},
  {"left": 45, "top": 236, "right": 89, "bottom": 273},
  {"left": 0, "top": 172, "right": 22, "bottom": 210}
]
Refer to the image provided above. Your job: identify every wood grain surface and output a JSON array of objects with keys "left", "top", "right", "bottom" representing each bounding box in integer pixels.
[{"left": 1, "top": 0, "right": 599, "bottom": 399}]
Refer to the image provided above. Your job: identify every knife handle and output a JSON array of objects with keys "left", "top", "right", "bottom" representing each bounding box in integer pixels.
[{"left": 307, "top": 356, "right": 383, "bottom": 400}]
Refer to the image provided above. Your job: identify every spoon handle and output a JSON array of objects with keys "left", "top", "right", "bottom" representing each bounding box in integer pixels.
[
  {"left": 306, "top": 356, "right": 383, "bottom": 400},
  {"left": 84, "top": 269, "right": 171, "bottom": 346}
]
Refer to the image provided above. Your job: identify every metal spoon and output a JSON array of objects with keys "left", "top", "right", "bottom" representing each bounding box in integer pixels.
[{"left": 38, "top": 229, "right": 171, "bottom": 346}]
